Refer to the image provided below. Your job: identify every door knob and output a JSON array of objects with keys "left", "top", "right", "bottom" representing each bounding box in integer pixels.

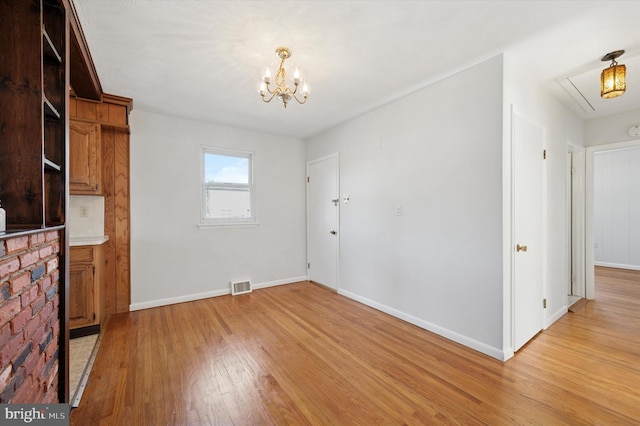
[
  {"left": 516, "top": 244, "right": 527, "bottom": 252},
  {"left": 330, "top": 230, "right": 337, "bottom": 235}
]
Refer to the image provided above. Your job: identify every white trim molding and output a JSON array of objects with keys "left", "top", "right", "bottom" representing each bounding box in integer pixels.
[
  {"left": 130, "top": 276, "right": 308, "bottom": 311},
  {"left": 338, "top": 289, "right": 507, "bottom": 361}
]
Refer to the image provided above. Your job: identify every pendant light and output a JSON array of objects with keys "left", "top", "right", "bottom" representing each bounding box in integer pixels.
[{"left": 600, "top": 50, "right": 626, "bottom": 99}]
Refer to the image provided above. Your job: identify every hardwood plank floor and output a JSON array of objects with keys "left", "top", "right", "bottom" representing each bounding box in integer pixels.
[{"left": 70, "top": 267, "right": 640, "bottom": 425}]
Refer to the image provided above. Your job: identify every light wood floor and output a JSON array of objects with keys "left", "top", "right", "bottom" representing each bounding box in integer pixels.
[{"left": 70, "top": 267, "right": 640, "bottom": 425}]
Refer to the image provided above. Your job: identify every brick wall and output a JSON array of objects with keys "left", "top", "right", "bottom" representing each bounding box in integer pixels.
[{"left": 0, "top": 231, "right": 60, "bottom": 403}]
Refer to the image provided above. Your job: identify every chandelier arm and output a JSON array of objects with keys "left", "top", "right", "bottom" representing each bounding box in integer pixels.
[
  {"left": 292, "top": 93, "right": 308, "bottom": 104},
  {"left": 260, "top": 91, "right": 279, "bottom": 103},
  {"left": 264, "top": 83, "right": 277, "bottom": 95}
]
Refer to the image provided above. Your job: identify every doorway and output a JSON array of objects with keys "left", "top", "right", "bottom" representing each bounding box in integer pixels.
[
  {"left": 585, "top": 139, "right": 640, "bottom": 298},
  {"left": 566, "top": 145, "right": 586, "bottom": 308},
  {"left": 307, "top": 154, "right": 339, "bottom": 290}
]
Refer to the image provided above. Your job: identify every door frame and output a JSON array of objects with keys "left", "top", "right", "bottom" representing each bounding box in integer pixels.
[
  {"left": 585, "top": 138, "right": 640, "bottom": 298},
  {"left": 566, "top": 143, "right": 586, "bottom": 302},
  {"left": 306, "top": 153, "right": 340, "bottom": 290}
]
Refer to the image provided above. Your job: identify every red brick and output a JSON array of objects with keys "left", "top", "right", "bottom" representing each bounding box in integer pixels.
[
  {"left": 10, "top": 309, "right": 32, "bottom": 334},
  {"left": 5, "top": 237, "right": 28, "bottom": 253},
  {"left": 18, "top": 251, "right": 39, "bottom": 268},
  {"left": 51, "top": 316, "right": 59, "bottom": 337},
  {"left": 0, "top": 258, "right": 20, "bottom": 279},
  {"left": 46, "top": 258, "right": 58, "bottom": 274},
  {"left": 20, "top": 284, "right": 38, "bottom": 309},
  {"left": 44, "top": 231, "right": 58, "bottom": 242},
  {"left": 0, "top": 332, "right": 24, "bottom": 365},
  {"left": 52, "top": 295, "right": 59, "bottom": 310},
  {"left": 23, "top": 351, "right": 39, "bottom": 376},
  {"left": 38, "top": 245, "right": 53, "bottom": 259},
  {"left": 0, "top": 323, "right": 11, "bottom": 347},
  {"left": 30, "top": 294, "right": 45, "bottom": 315},
  {"left": 9, "top": 272, "right": 31, "bottom": 295},
  {"left": 40, "top": 302, "right": 53, "bottom": 323},
  {"left": 39, "top": 275, "right": 51, "bottom": 293},
  {"left": 52, "top": 242, "right": 60, "bottom": 254},
  {"left": 44, "top": 388, "right": 57, "bottom": 404},
  {"left": 29, "top": 233, "right": 45, "bottom": 247},
  {"left": 24, "top": 314, "right": 42, "bottom": 342},
  {"left": 11, "top": 373, "right": 34, "bottom": 403},
  {"left": 0, "top": 364, "right": 11, "bottom": 388},
  {"left": 0, "top": 297, "right": 22, "bottom": 323},
  {"left": 30, "top": 326, "right": 45, "bottom": 352},
  {"left": 45, "top": 338, "right": 56, "bottom": 361},
  {"left": 32, "top": 356, "right": 45, "bottom": 383},
  {"left": 44, "top": 360, "right": 58, "bottom": 390},
  {"left": 0, "top": 282, "right": 8, "bottom": 301}
]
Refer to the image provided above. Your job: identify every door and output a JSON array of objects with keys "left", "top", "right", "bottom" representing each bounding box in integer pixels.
[
  {"left": 513, "top": 112, "right": 544, "bottom": 351},
  {"left": 69, "top": 120, "right": 101, "bottom": 194},
  {"left": 69, "top": 263, "right": 96, "bottom": 329},
  {"left": 307, "top": 155, "right": 339, "bottom": 289}
]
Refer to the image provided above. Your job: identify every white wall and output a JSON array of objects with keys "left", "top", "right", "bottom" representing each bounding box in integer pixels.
[
  {"left": 307, "top": 55, "right": 505, "bottom": 359},
  {"left": 586, "top": 107, "right": 640, "bottom": 147},
  {"left": 503, "top": 48, "right": 585, "bottom": 335},
  {"left": 129, "top": 109, "right": 307, "bottom": 310},
  {"left": 593, "top": 146, "right": 640, "bottom": 270}
]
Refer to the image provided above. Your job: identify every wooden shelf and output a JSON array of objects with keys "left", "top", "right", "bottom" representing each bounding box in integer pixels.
[
  {"left": 44, "top": 96, "right": 61, "bottom": 119},
  {"left": 43, "top": 27, "right": 62, "bottom": 64},
  {"left": 44, "top": 157, "right": 62, "bottom": 172}
]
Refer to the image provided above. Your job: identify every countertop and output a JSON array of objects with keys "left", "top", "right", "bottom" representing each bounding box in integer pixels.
[{"left": 69, "top": 236, "right": 109, "bottom": 246}]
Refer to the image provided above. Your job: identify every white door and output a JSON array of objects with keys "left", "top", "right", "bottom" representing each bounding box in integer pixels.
[
  {"left": 307, "top": 155, "right": 339, "bottom": 289},
  {"left": 513, "top": 112, "right": 544, "bottom": 351}
]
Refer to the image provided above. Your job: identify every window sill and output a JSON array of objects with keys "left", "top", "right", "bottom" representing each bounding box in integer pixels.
[{"left": 198, "top": 221, "right": 260, "bottom": 229}]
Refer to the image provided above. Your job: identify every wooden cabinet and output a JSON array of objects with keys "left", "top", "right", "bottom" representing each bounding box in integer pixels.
[
  {"left": 69, "top": 262, "right": 95, "bottom": 328},
  {"left": 69, "top": 245, "right": 104, "bottom": 330},
  {"left": 69, "top": 120, "right": 102, "bottom": 194},
  {"left": 0, "top": 0, "right": 68, "bottom": 228},
  {"left": 70, "top": 95, "right": 133, "bottom": 315}
]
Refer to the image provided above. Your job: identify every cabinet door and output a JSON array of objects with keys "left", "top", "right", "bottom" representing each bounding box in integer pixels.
[
  {"left": 69, "top": 120, "right": 101, "bottom": 194},
  {"left": 69, "top": 262, "right": 96, "bottom": 329}
]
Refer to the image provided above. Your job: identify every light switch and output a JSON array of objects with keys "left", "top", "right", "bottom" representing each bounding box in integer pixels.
[
  {"left": 79, "top": 206, "right": 89, "bottom": 217},
  {"left": 395, "top": 204, "right": 403, "bottom": 216}
]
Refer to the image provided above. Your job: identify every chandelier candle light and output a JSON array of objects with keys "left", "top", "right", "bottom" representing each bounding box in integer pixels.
[{"left": 258, "top": 47, "right": 310, "bottom": 108}]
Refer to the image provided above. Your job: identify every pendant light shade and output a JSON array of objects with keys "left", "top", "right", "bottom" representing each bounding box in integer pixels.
[{"left": 600, "top": 50, "right": 626, "bottom": 99}]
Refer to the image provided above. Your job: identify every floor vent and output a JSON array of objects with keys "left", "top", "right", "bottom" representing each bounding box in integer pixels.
[{"left": 231, "top": 280, "right": 252, "bottom": 295}]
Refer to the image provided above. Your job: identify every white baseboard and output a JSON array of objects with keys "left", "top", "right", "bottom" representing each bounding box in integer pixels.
[
  {"left": 594, "top": 261, "right": 640, "bottom": 271},
  {"left": 253, "top": 276, "right": 308, "bottom": 290},
  {"left": 129, "top": 275, "right": 308, "bottom": 311},
  {"left": 545, "top": 305, "right": 567, "bottom": 329},
  {"left": 338, "top": 289, "right": 506, "bottom": 361}
]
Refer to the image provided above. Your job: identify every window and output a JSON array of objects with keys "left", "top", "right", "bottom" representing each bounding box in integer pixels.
[{"left": 200, "top": 147, "right": 255, "bottom": 226}]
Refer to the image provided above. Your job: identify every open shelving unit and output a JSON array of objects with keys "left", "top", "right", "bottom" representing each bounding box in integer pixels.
[{"left": 0, "top": 0, "right": 68, "bottom": 230}]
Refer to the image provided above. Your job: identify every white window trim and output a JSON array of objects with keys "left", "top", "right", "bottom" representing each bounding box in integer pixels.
[{"left": 198, "top": 146, "right": 258, "bottom": 228}]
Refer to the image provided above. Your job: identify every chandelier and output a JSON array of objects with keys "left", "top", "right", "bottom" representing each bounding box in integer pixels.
[
  {"left": 258, "top": 47, "right": 310, "bottom": 108},
  {"left": 600, "top": 50, "right": 626, "bottom": 99}
]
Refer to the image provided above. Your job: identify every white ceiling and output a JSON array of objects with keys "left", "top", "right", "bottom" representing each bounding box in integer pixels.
[{"left": 73, "top": 0, "right": 640, "bottom": 139}]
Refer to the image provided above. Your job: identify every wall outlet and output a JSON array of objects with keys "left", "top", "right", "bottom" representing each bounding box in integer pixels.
[
  {"left": 79, "top": 206, "right": 89, "bottom": 217},
  {"left": 395, "top": 204, "right": 403, "bottom": 216}
]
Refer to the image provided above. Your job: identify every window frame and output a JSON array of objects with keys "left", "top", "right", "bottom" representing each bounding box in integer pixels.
[{"left": 199, "top": 146, "right": 257, "bottom": 228}]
